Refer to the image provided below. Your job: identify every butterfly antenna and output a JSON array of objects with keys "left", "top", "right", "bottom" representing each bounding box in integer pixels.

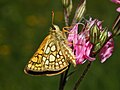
[
  {"left": 51, "top": 11, "right": 56, "bottom": 30},
  {"left": 52, "top": 11, "right": 54, "bottom": 25}
]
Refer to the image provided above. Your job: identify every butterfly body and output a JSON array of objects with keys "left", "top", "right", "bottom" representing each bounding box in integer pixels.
[{"left": 24, "top": 25, "right": 76, "bottom": 76}]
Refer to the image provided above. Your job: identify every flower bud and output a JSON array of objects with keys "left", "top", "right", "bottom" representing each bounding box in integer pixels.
[
  {"left": 99, "top": 28, "right": 108, "bottom": 46},
  {"left": 62, "top": 0, "right": 71, "bottom": 7},
  {"left": 62, "top": 0, "right": 72, "bottom": 17},
  {"left": 92, "top": 28, "right": 108, "bottom": 53},
  {"left": 72, "top": 0, "right": 86, "bottom": 25},
  {"left": 66, "top": 0, "right": 72, "bottom": 16},
  {"left": 90, "top": 25, "right": 100, "bottom": 44},
  {"left": 93, "top": 42, "right": 101, "bottom": 53}
]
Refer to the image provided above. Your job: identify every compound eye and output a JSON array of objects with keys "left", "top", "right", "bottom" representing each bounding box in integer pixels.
[{"left": 51, "top": 25, "right": 56, "bottom": 30}]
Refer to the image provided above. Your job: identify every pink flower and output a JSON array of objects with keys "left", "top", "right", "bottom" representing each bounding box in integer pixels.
[
  {"left": 99, "top": 32, "right": 114, "bottom": 63},
  {"left": 111, "top": 0, "right": 120, "bottom": 4},
  {"left": 117, "top": 7, "right": 120, "bottom": 12},
  {"left": 111, "top": 0, "right": 120, "bottom": 12},
  {"left": 84, "top": 18, "right": 103, "bottom": 32},
  {"left": 68, "top": 24, "right": 78, "bottom": 46},
  {"left": 74, "top": 33, "right": 95, "bottom": 64},
  {"left": 68, "top": 18, "right": 114, "bottom": 65},
  {"left": 88, "top": 18, "right": 114, "bottom": 63},
  {"left": 68, "top": 23, "right": 95, "bottom": 65}
]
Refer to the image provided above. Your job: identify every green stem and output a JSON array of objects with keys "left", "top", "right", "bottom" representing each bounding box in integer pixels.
[
  {"left": 59, "top": 65, "right": 71, "bottom": 90},
  {"left": 73, "top": 61, "right": 92, "bottom": 90},
  {"left": 64, "top": 8, "right": 69, "bottom": 26},
  {"left": 59, "top": 73, "right": 64, "bottom": 90}
]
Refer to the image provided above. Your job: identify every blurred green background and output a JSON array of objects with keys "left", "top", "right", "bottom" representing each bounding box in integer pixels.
[{"left": 0, "top": 0, "right": 120, "bottom": 90}]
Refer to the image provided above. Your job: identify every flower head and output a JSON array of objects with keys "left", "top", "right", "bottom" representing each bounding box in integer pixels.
[
  {"left": 68, "top": 22, "right": 95, "bottom": 64},
  {"left": 68, "top": 18, "right": 114, "bottom": 65}
]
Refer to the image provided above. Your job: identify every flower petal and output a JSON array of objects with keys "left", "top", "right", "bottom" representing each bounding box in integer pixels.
[
  {"left": 68, "top": 24, "right": 79, "bottom": 46},
  {"left": 111, "top": 0, "right": 120, "bottom": 12},
  {"left": 85, "top": 41, "right": 95, "bottom": 61},
  {"left": 111, "top": 0, "right": 120, "bottom": 4},
  {"left": 99, "top": 38, "right": 114, "bottom": 63},
  {"left": 117, "top": 7, "right": 120, "bottom": 12}
]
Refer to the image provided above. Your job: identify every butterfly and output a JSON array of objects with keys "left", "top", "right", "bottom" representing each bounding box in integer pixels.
[{"left": 24, "top": 12, "right": 76, "bottom": 76}]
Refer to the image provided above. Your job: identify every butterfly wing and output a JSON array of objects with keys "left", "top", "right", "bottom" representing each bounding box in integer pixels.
[
  {"left": 60, "top": 42, "right": 76, "bottom": 67},
  {"left": 24, "top": 35, "right": 69, "bottom": 76}
]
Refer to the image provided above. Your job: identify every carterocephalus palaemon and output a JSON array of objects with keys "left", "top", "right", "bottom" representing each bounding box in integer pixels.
[{"left": 24, "top": 12, "right": 76, "bottom": 76}]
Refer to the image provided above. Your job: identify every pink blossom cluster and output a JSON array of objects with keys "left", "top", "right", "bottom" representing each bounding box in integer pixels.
[{"left": 68, "top": 18, "right": 114, "bottom": 65}]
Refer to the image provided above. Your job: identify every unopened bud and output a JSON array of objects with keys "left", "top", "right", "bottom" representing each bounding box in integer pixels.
[
  {"left": 62, "top": 0, "right": 72, "bottom": 7},
  {"left": 93, "top": 42, "right": 101, "bottom": 53},
  {"left": 90, "top": 25, "right": 100, "bottom": 44},
  {"left": 62, "top": 0, "right": 70, "bottom": 7},
  {"left": 99, "top": 28, "right": 108, "bottom": 46},
  {"left": 72, "top": 0, "right": 86, "bottom": 25},
  {"left": 66, "top": 0, "right": 72, "bottom": 16},
  {"left": 62, "top": 0, "right": 72, "bottom": 17},
  {"left": 92, "top": 28, "right": 108, "bottom": 53}
]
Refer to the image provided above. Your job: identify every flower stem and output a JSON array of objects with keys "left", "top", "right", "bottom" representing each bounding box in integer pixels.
[
  {"left": 59, "top": 72, "right": 64, "bottom": 90},
  {"left": 59, "top": 64, "right": 71, "bottom": 90},
  {"left": 73, "top": 61, "right": 92, "bottom": 90},
  {"left": 64, "top": 8, "right": 69, "bottom": 26},
  {"left": 112, "top": 14, "right": 120, "bottom": 36}
]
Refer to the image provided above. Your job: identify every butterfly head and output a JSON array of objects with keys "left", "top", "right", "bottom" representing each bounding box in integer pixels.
[
  {"left": 49, "top": 24, "right": 67, "bottom": 41},
  {"left": 50, "top": 24, "right": 60, "bottom": 32}
]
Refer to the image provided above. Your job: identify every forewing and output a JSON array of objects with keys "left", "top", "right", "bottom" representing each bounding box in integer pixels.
[{"left": 24, "top": 35, "right": 69, "bottom": 76}]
